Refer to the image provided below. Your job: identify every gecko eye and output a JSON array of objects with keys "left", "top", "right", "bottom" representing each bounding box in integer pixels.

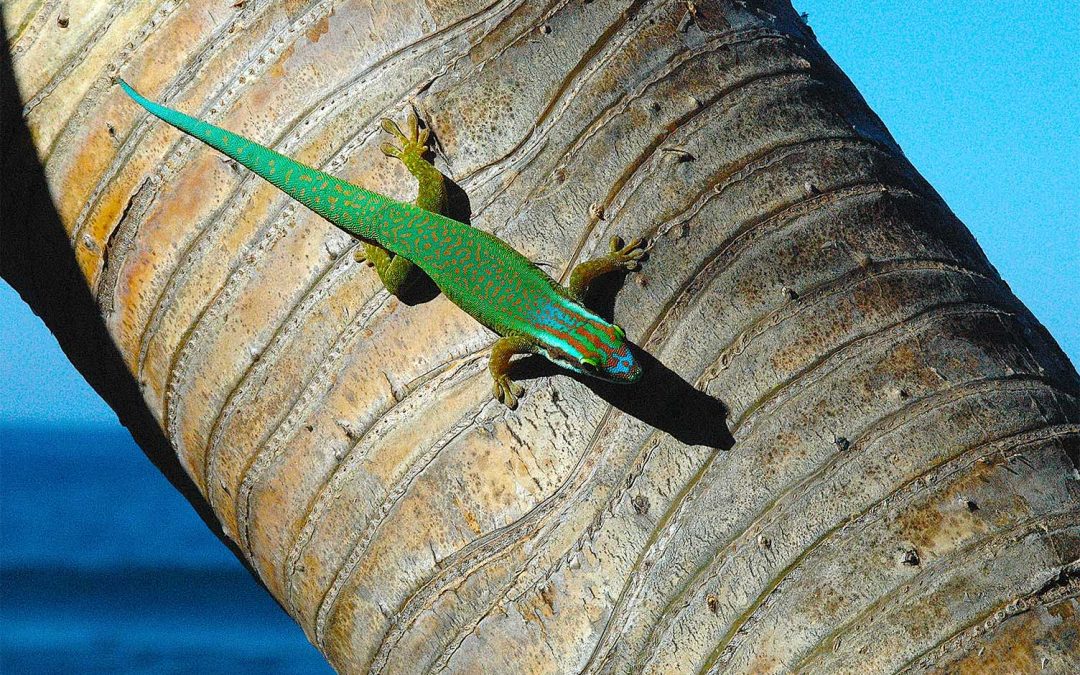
[
  {"left": 580, "top": 356, "right": 601, "bottom": 369},
  {"left": 613, "top": 324, "right": 626, "bottom": 340}
]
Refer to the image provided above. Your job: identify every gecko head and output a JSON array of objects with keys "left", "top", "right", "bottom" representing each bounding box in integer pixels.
[
  {"left": 534, "top": 305, "right": 642, "bottom": 384},
  {"left": 577, "top": 328, "right": 642, "bottom": 384}
]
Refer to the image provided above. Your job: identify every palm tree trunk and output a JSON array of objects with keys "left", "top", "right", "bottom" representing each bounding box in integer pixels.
[{"left": 3, "top": 1, "right": 1077, "bottom": 672}]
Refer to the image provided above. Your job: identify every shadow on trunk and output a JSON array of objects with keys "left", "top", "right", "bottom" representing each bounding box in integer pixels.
[{"left": 0, "top": 11, "right": 259, "bottom": 588}]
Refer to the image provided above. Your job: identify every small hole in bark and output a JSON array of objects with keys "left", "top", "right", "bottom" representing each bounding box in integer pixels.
[{"left": 833, "top": 436, "right": 850, "bottom": 452}]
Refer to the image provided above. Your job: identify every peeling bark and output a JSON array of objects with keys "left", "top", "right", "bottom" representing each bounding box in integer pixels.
[{"left": 3, "top": 1, "right": 1078, "bottom": 672}]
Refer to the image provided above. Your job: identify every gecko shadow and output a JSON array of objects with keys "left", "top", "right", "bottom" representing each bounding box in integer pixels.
[{"left": 513, "top": 348, "right": 733, "bottom": 450}]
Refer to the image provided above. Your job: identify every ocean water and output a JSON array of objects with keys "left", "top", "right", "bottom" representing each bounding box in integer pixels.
[{"left": 0, "top": 425, "right": 333, "bottom": 674}]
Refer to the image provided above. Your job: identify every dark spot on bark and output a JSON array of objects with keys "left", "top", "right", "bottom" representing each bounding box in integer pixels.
[
  {"left": 661, "top": 147, "right": 695, "bottom": 163},
  {"left": 834, "top": 436, "right": 850, "bottom": 452},
  {"left": 902, "top": 548, "right": 920, "bottom": 566},
  {"left": 631, "top": 494, "right": 649, "bottom": 515}
]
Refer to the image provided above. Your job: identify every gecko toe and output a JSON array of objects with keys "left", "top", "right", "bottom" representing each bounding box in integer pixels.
[
  {"left": 493, "top": 376, "right": 524, "bottom": 409},
  {"left": 380, "top": 118, "right": 408, "bottom": 142},
  {"left": 380, "top": 142, "right": 403, "bottom": 158},
  {"left": 508, "top": 380, "right": 524, "bottom": 398},
  {"left": 406, "top": 111, "right": 420, "bottom": 141}
]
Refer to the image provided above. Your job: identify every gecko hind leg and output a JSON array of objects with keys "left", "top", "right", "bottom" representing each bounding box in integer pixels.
[
  {"left": 353, "top": 242, "right": 414, "bottom": 295},
  {"left": 355, "top": 110, "right": 449, "bottom": 296}
]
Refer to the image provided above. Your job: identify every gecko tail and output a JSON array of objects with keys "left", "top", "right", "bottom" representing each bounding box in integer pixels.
[{"left": 117, "top": 78, "right": 388, "bottom": 241}]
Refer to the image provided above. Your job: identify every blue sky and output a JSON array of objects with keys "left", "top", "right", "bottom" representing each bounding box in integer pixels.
[{"left": 2, "top": 1, "right": 1077, "bottom": 426}]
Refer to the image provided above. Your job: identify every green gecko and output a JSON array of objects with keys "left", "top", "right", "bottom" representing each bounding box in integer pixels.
[{"left": 119, "top": 80, "right": 645, "bottom": 408}]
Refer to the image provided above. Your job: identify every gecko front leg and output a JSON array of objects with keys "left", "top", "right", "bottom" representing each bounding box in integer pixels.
[
  {"left": 355, "top": 111, "right": 449, "bottom": 295},
  {"left": 566, "top": 235, "right": 647, "bottom": 302}
]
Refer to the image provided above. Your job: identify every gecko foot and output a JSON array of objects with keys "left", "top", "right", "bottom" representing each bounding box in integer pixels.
[
  {"left": 492, "top": 375, "right": 525, "bottom": 410},
  {"left": 353, "top": 248, "right": 374, "bottom": 266},
  {"left": 608, "top": 235, "right": 647, "bottom": 271},
  {"left": 380, "top": 111, "right": 430, "bottom": 160}
]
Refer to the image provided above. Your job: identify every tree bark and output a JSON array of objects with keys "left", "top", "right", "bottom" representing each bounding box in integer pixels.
[{"left": 3, "top": 1, "right": 1078, "bottom": 672}]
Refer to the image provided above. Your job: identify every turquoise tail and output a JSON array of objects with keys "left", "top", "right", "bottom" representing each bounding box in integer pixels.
[{"left": 118, "top": 79, "right": 392, "bottom": 241}]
